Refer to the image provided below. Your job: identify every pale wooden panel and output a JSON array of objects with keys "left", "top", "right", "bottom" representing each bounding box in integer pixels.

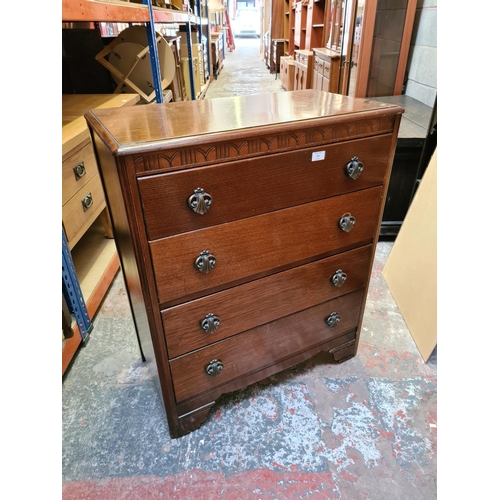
[
  {"left": 382, "top": 149, "right": 437, "bottom": 361},
  {"left": 62, "top": 93, "right": 140, "bottom": 160}
]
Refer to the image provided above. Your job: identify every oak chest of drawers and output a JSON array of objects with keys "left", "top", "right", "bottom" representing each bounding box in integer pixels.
[{"left": 85, "top": 90, "right": 403, "bottom": 438}]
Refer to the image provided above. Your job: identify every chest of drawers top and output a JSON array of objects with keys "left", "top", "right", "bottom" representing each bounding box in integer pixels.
[{"left": 85, "top": 90, "right": 402, "bottom": 164}]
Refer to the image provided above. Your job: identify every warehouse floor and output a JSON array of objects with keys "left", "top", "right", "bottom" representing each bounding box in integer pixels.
[{"left": 62, "top": 38, "right": 437, "bottom": 499}]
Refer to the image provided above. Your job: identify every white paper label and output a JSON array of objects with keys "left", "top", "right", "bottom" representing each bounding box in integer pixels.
[{"left": 311, "top": 151, "right": 326, "bottom": 162}]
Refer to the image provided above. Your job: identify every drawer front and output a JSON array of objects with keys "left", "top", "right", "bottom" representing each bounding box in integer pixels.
[
  {"left": 163, "top": 245, "right": 372, "bottom": 358},
  {"left": 169, "top": 289, "right": 365, "bottom": 402},
  {"left": 314, "top": 56, "right": 324, "bottom": 75},
  {"left": 139, "top": 134, "right": 393, "bottom": 239},
  {"left": 62, "top": 173, "right": 106, "bottom": 246},
  {"left": 62, "top": 141, "right": 99, "bottom": 206},
  {"left": 150, "top": 186, "right": 382, "bottom": 304},
  {"left": 324, "top": 60, "right": 331, "bottom": 79}
]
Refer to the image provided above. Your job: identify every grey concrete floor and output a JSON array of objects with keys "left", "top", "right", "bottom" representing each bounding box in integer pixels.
[
  {"left": 204, "top": 37, "right": 285, "bottom": 99},
  {"left": 62, "top": 40, "right": 437, "bottom": 499}
]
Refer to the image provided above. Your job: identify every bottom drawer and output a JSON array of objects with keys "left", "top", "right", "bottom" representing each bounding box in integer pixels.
[
  {"left": 170, "top": 288, "right": 365, "bottom": 403},
  {"left": 62, "top": 173, "right": 106, "bottom": 248}
]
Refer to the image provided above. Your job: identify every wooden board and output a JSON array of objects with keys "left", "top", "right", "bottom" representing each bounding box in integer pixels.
[
  {"left": 382, "top": 149, "right": 437, "bottom": 361},
  {"left": 62, "top": 93, "right": 140, "bottom": 160}
]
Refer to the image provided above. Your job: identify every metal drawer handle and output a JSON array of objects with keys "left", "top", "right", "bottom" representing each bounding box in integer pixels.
[
  {"left": 195, "top": 250, "right": 216, "bottom": 273},
  {"left": 332, "top": 269, "right": 347, "bottom": 288},
  {"left": 73, "top": 161, "right": 86, "bottom": 180},
  {"left": 346, "top": 156, "right": 364, "bottom": 180},
  {"left": 188, "top": 187, "right": 212, "bottom": 215},
  {"left": 200, "top": 313, "right": 221, "bottom": 334},
  {"left": 339, "top": 213, "right": 356, "bottom": 233},
  {"left": 206, "top": 359, "right": 224, "bottom": 377},
  {"left": 81, "top": 193, "right": 93, "bottom": 212},
  {"left": 325, "top": 312, "right": 341, "bottom": 328}
]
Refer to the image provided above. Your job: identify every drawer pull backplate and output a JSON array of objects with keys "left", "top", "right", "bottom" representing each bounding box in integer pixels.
[
  {"left": 339, "top": 213, "right": 356, "bottom": 232},
  {"left": 200, "top": 313, "right": 220, "bottom": 334},
  {"left": 206, "top": 359, "right": 224, "bottom": 377},
  {"left": 332, "top": 269, "right": 347, "bottom": 288},
  {"left": 346, "top": 157, "right": 364, "bottom": 180},
  {"left": 195, "top": 250, "right": 217, "bottom": 273},
  {"left": 325, "top": 312, "right": 341, "bottom": 328},
  {"left": 188, "top": 188, "right": 212, "bottom": 215},
  {"left": 73, "top": 161, "right": 86, "bottom": 180},
  {"left": 81, "top": 193, "right": 93, "bottom": 212}
]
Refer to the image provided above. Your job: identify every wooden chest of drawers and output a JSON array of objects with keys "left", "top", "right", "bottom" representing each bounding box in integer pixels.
[{"left": 85, "top": 90, "right": 403, "bottom": 438}]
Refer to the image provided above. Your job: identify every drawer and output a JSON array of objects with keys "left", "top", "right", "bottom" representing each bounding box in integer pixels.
[
  {"left": 62, "top": 172, "right": 106, "bottom": 247},
  {"left": 324, "top": 60, "right": 331, "bottom": 78},
  {"left": 170, "top": 289, "right": 365, "bottom": 402},
  {"left": 139, "top": 134, "right": 393, "bottom": 239},
  {"left": 150, "top": 186, "right": 383, "bottom": 305},
  {"left": 62, "top": 141, "right": 99, "bottom": 206},
  {"left": 163, "top": 245, "right": 372, "bottom": 358},
  {"left": 314, "top": 56, "right": 323, "bottom": 74}
]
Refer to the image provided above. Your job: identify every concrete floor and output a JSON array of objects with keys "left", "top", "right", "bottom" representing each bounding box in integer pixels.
[{"left": 62, "top": 38, "right": 437, "bottom": 499}]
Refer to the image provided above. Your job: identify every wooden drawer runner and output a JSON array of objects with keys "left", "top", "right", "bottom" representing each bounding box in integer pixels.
[
  {"left": 163, "top": 245, "right": 372, "bottom": 358},
  {"left": 62, "top": 173, "right": 106, "bottom": 246},
  {"left": 150, "top": 186, "right": 382, "bottom": 305},
  {"left": 139, "top": 134, "right": 393, "bottom": 239},
  {"left": 170, "top": 288, "right": 365, "bottom": 403},
  {"left": 62, "top": 141, "right": 99, "bottom": 206}
]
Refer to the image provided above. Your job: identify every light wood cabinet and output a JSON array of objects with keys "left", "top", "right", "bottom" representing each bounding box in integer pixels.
[
  {"left": 293, "top": 49, "right": 314, "bottom": 90},
  {"left": 312, "top": 47, "right": 341, "bottom": 92},
  {"left": 62, "top": 93, "right": 140, "bottom": 373}
]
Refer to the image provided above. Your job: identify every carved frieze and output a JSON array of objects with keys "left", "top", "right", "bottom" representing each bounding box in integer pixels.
[{"left": 133, "top": 115, "right": 396, "bottom": 175}]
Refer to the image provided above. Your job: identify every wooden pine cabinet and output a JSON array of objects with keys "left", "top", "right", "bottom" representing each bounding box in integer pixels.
[
  {"left": 85, "top": 89, "right": 403, "bottom": 438},
  {"left": 293, "top": 49, "right": 314, "bottom": 90},
  {"left": 62, "top": 93, "right": 139, "bottom": 374},
  {"left": 312, "top": 47, "right": 341, "bottom": 92},
  {"left": 280, "top": 56, "right": 295, "bottom": 90}
]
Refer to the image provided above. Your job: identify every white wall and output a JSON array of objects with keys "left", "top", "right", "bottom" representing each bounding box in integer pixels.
[{"left": 405, "top": 0, "right": 437, "bottom": 107}]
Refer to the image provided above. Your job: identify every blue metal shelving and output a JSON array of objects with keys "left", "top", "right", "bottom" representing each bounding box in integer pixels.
[{"left": 62, "top": 229, "right": 93, "bottom": 345}]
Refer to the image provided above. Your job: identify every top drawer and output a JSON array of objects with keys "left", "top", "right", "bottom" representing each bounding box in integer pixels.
[{"left": 138, "top": 134, "right": 393, "bottom": 240}]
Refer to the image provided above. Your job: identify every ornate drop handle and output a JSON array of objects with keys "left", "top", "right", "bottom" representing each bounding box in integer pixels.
[
  {"left": 339, "top": 213, "right": 356, "bottom": 233},
  {"left": 200, "top": 313, "right": 221, "bottom": 334},
  {"left": 325, "top": 312, "right": 341, "bottom": 328},
  {"left": 345, "top": 157, "right": 364, "bottom": 180},
  {"left": 188, "top": 188, "right": 212, "bottom": 215},
  {"left": 331, "top": 270, "right": 347, "bottom": 288},
  {"left": 194, "top": 250, "right": 216, "bottom": 273},
  {"left": 206, "top": 359, "right": 224, "bottom": 377}
]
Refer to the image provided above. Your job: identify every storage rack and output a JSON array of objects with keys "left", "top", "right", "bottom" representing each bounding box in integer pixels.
[
  {"left": 62, "top": 0, "right": 212, "bottom": 374},
  {"left": 62, "top": 0, "right": 211, "bottom": 101}
]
